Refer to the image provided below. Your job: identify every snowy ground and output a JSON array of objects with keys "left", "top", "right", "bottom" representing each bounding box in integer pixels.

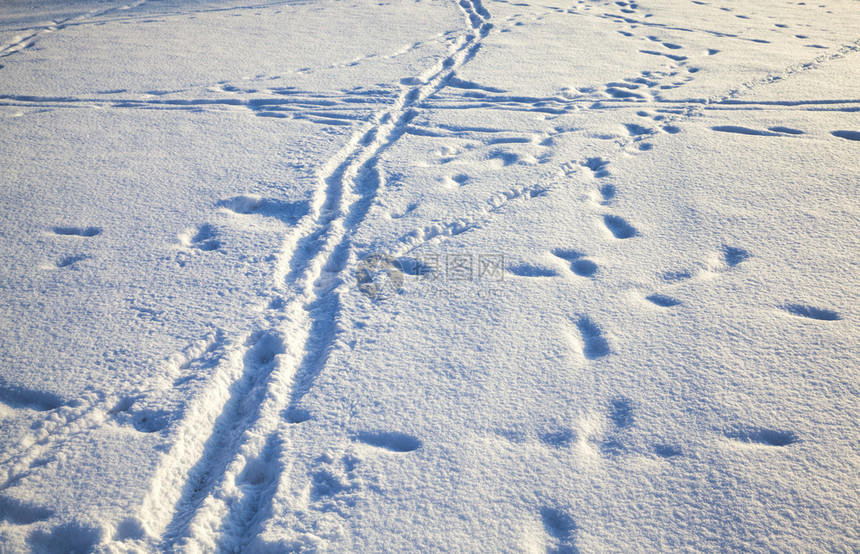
[{"left": 1, "top": 0, "right": 858, "bottom": 552}]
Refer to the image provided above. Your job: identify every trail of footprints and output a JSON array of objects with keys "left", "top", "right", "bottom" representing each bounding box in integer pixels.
[{"left": 4, "top": 0, "right": 851, "bottom": 548}]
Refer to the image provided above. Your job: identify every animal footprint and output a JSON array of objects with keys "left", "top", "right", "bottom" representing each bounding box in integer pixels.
[
  {"left": 539, "top": 428, "right": 576, "bottom": 448},
  {"left": 552, "top": 249, "right": 598, "bottom": 278},
  {"left": 581, "top": 157, "right": 610, "bottom": 178},
  {"left": 725, "top": 427, "right": 798, "bottom": 447},
  {"left": 508, "top": 263, "right": 558, "bottom": 278},
  {"left": 180, "top": 224, "right": 221, "bottom": 252},
  {"left": 353, "top": 430, "right": 421, "bottom": 452},
  {"left": 52, "top": 226, "right": 101, "bottom": 237},
  {"left": 601, "top": 396, "right": 635, "bottom": 455},
  {"left": 831, "top": 130, "right": 860, "bottom": 142},
  {"left": 722, "top": 245, "right": 749, "bottom": 267},
  {"left": 56, "top": 254, "right": 87, "bottom": 269},
  {"left": 603, "top": 215, "right": 637, "bottom": 239},
  {"left": 609, "top": 397, "right": 635, "bottom": 429},
  {"left": 218, "top": 195, "right": 309, "bottom": 224},
  {"left": 645, "top": 294, "right": 681, "bottom": 307},
  {"left": 783, "top": 304, "right": 840, "bottom": 321},
  {"left": 540, "top": 507, "right": 578, "bottom": 554},
  {"left": 0, "top": 496, "right": 53, "bottom": 525},
  {"left": 575, "top": 316, "right": 610, "bottom": 359}
]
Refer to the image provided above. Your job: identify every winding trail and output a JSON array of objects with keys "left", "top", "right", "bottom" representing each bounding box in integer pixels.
[{"left": 126, "top": 1, "right": 494, "bottom": 550}]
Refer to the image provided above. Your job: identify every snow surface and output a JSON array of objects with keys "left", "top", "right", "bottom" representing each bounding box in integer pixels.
[{"left": 0, "top": 0, "right": 858, "bottom": 551}]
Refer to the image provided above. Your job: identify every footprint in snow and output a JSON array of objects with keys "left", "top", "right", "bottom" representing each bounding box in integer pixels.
[
  {"left": 507, "top": 263, "right": 558, "bottom": 278},
  {"left": 574, "top": 315, "right": 610, "bottom": 359},
  {"left": 353, "top": 430, "right": 421, "bottom": 452},
  {"left": 218, "top": 195, "right": 309, "bottom": 224},
  {"left": 180, "top": 224, "right": 221, "bottom": 252},
  {"left": 56, "top": 254, "right": 88, "bottom": 269},
  {"left": 783, "top": 304, "right": 840, "bottom": 321},
  {"left": 602, "top": 215, "right": 637, "bottom": 239},
  {"left": 725, "top": 427, "right": 798, "bottom": 447},
  {"left": 540, "top": 507, "right": 579, "bottom": 554},
  {"left": 645, "top": 294, "right": 682, "bottom": 307},
  {"left": 52, "top": 226, "right": 102, "bottom": 237},
  {"left": 831, "top": 130, "right": 860, "bottom": 142},
  {"left": 552, "top": 249, "right": 598, "bottom": 278}
]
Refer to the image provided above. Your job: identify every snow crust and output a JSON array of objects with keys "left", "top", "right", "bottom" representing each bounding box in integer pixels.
[{"left": 1, "top": 0, "right": 858, "bottom": 551}]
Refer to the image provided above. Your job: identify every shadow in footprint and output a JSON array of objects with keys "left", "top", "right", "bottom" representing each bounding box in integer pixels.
[
  {"left": 603, "top": 215, "right": 637, "bottom": 239},
  {"left": 218, "top": 195, "right": 309, "bottom": 224},
  {"left": 654, "top": 444, "right": 682, "bottom": 458},
  {"left": 609, "top": 397, "right": 635, "bottom": 429},
  {"left": 575, "top": 316, "right": 610, "bottom": 359},
  {"left": 0, "top": 496, "right": 54, "bottom": 525},
  {"left": 189, "top": 224, "right": 220, "bottom": 251},
  {"left": 712, "top": 125, "right": 780, "bottom": 137},
  {"left": 27, "top": 522, "right": 100, "bottom": 554},
  {"left": 508, "top": 264, "right": 558, "bottom": 278},
  {"left": 540, "top": 507, "right": 579, "bottom": 554},
  {"left": 57, "top": 254, "right": 88, "bottom": 268},
  {"left": 582, "top": 157, "right": 610, "bottom": 177},
  {"left": 540, "top": 429, "right": 576, "bottom": 448},
  {"left": 354, "top": 430, "right": 421, "bottom": 452},
  {"left": 0, "top": 381, "right": 64, "bottom": 411},
  {"left": 52, "top": 226, "right": 101, "bottom": 237},
  {"left": 553, "top": 249, "right": 598, "bottom": 277},
  {"left": 769, "top": 126, "right": 803, "bottom": 135},
  {"left": 599, "top": 184, "right": 616, "bottom": 203},
  {"left": 832, "top": 130, "right": 860, "bottom": 142},
  {"left": 646, "top": 294, "right": 681, "bottom": 307},
  {"left": 784, "top": 304, "right": 840, "bottom": 321},
  {"left": 624, "top": 123, "right": 654, "bottom": 136},
  {"left": 726, "top": 427, "right": 798, "bottom": 446},
  {"left": 397, "top": 257, "right": 434, "bottom": 276},
  {"left": 571, "top": 259, "right": 597, "bottom": 277},
  {"left": 723, "top": 245, "right": 749, "bottom": 267}
]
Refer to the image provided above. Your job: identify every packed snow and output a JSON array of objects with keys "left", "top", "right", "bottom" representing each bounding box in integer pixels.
[{"left": 0, "top": 0, "right": 858, "bottom": 551}]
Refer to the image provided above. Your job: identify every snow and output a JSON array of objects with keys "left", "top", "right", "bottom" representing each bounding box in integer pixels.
[{"left": 0, "top": 0, "right": 858, "bottom": 552}]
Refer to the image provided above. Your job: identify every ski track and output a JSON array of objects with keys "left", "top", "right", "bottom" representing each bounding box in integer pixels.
[
  {"left": 0, "top": 0, "right": 151, "bottom": 59},
  {"left": 2, "top": 0, "right": 854, "bottom": 549},
  {"left": 113, "top": 1, "right": 496, "bottom": 551}
]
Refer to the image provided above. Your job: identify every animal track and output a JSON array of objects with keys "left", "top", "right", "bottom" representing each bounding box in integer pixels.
[
  {"left": 712, "top": 125, "right": 782, "bottom": 137},
  {"left": 353, "top": 430, "right": 421, "bottom": 452},
  {"left": 624, "top": 123, "right": 654, "bottom": 136},
  {"left": 768, "top": 126, "right": 803, "bottom": 135},
  {"left": 575, "top": 316, "right": 610, "bottom": 359},
  {"left": 539, "top": 429, "right": 576, "bottom": 448},
  {"left": 722, "top": 245, "right": 749, "bottom": 267},
  {"left": 726, "top": 427, "right": 798, "bottom": 447},
  {"left": 218, "top": 195, "right": 309, "bottom": 224},
  {"left": 552, "top": 250, "right": 598, "bottom": 277},
  {"left": 0, "top": 496, "right": 53, "bottom": 525},
  {"left": 603, "top": 215, "right": 637, "bottom": 239},
  {"left": 581, "top": 157, "right": 610, "bottom": 178},
  {"left": 52, "top": 226, "right": 101, "bottom": 237},
  {"left": 831, "top": 130, "right": 860, "bottom": 141},
  {"left": 540, "top": 507, "right": 578, "bottom": 554},
  {"left": 27, "top": 522, "right": 101, "bottom": 553},
  {"left": 609, "top": 397, "right": 635, "bottom": 429},
  {"left": 56, "top": 254, "right": 87, "bottom": 268},
  {"left": 0, "top": 382, "right": 64, "bottom": 411},
  {"left": 783, "top": 304, "right": 840, "bottom": 321},
  {"left": 114, "top": 406, "right": 172, "bottom": 433},
  {"left": 646, "top": 294, "right": 681, "bottom": 307},
  {"left": 182, "top": 224, "right": 221, "bottom": 251},
  {"left": 508, "top": 263, "right": 558, "bottom": 278},
  {"left": 654, "top": 444, "right": 682, "bottom": 458}
]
